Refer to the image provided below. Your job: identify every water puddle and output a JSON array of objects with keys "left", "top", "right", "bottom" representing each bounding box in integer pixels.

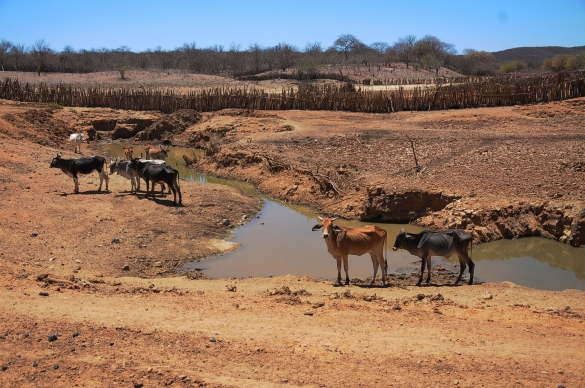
[{"left": 102, "top": 142, "right": 585, "bottom": 291}]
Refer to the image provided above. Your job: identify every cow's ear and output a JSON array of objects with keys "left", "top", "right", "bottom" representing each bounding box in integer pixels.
[
  {"left": 332, "top": 225, "right": 342, "bottom": 232},
  {"left": 405, "top": 233, "right": 416, "bottom": 240},
  {"left": 311, "top": 224, "right": 322, "bottom": 231}
]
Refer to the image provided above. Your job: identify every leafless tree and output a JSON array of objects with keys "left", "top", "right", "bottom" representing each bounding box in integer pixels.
[
  {"left": 414, "top": 35, "right": 456, "bottom": 75},
  {"left": 8, "top": 43, "right": 25, "bottom": 70},
  {"left": 248, "top": 43, "right": 263, "bottom": 73},
  {"left": 0, "top": 39, "right": 12, "bottom": 71},
  {"left": 393, "top": 35, "right": 416, "bottom": 69},
  {"left": 31, "top": 39, "right": 53, "bottom": 74},
  {"left": 332, "top": 34, "right": 360, "bottom": 59}
]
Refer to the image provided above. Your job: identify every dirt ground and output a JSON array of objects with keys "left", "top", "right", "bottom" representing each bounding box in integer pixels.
[{"left": 1, "top": 71, "right": 584, "bottom": 387}]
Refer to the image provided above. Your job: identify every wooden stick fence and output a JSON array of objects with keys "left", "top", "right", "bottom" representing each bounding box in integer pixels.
[{"left": 1, "top": 71, "right": 584, "bottom": 114}]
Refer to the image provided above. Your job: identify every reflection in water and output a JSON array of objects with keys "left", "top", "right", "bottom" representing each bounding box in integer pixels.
[
  {"left": 181, "top": 200, "right": 426, "bottom": 280},
  {"left": 101, "top": 142, "right": 585, "bottom": 291}
]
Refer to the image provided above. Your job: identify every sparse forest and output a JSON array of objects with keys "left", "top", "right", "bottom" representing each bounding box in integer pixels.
[{"left": 2, "top": 34, "right": 579, "bottom": 80}]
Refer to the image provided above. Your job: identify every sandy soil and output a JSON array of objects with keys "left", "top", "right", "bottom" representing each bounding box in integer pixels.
[{"left": 0, "top": 71, "right": 584, "bottom": 387}]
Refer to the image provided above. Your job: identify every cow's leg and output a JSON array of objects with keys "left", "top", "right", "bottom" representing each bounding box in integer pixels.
[
  {"left": 456, "top": 249, "right": 475, "bottom": 285},
  {"left": 170, "top": 185, "right": 178, "bottom": 205},
  {"left": 136, "top": 176, "right": 141, "bottom": 192},
  {"left": 175, "top": 178, "right": 182, "bottom": 204},
  {"left": 455, "top": 254, "right": 467, "bottom": 284},
  {"left": 145, "top": 180, "right": 150, "bottom": 198},
  {"left": 416, "top": 255, "right": 427, "bottom": 286},
  {"left": 342, "top": 255, "right": 350, "bottom": 285},
  {"left": 335, "top": 256, "right": 342, "bottom": 286},
  {"left": 131, "top": 176, "right": 136, "bottom": 193},
  {"left": 426, "top": 255, "right": 432, "bottom": 284},
  {"left": 73, "top": 176, "right": 79, "bottom": 193},
  {"left": 98, "top": 169, "right": 108, "bottom": 191},
  {"left": 378, "top": 252, "right": 387, "bottom": 286},
  {"left": 369, "top": 253, "right": 378, "bottom": 286}
]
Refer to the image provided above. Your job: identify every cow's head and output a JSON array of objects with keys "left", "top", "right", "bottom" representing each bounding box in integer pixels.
[
  {"left": 392, "top": 228, "right": 415, "bottom": 251},
  {"left": 109, "top": 158, "right": 120, "bottom": 175},
  {"left": 311, "top": 216, "right": 340, "bottom": 239},
  {"left": 49, "top": 153, "right": 63, "bottom": 168}
]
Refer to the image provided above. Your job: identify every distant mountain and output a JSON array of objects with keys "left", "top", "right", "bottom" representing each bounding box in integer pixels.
[{"left": 492, "top": 46, "right": 585, "bottom": 67}]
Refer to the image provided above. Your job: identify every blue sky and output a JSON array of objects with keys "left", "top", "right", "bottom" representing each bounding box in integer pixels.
[{"left": 0, "top": 0, "right": 583, "bottom": 53}]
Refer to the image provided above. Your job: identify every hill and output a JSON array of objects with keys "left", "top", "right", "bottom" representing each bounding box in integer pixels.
[{"left": 492, "top": 45, "right": 585, "bottom": 67}]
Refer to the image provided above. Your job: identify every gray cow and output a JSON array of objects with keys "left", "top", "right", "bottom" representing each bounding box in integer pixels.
[{"left": 392, "top": 229, "right": 475, "bottom": 286}]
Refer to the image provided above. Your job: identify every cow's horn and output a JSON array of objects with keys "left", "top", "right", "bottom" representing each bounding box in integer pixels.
[
  {"left": 331, "top": 217, "right": 338, "bottom": 222},
  {"left": 318, "top": 216, "right": 323, "bottom": 220}
]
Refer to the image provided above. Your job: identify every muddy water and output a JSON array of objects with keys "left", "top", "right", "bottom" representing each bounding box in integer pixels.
[{"left": 102, "top": 143, "right": 585, "bottom": 291}]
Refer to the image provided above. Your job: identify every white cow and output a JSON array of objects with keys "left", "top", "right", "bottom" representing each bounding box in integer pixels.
[{"left": 69, "top": 133, "right": 85, "bottom": 154}]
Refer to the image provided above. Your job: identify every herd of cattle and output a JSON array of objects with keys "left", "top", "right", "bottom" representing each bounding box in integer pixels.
[
  {"left": 51, "top": 133, "right": 475, "bottom": 287},
  {"left": 50, "top": 137, "right": 182, "bottom": 204}
]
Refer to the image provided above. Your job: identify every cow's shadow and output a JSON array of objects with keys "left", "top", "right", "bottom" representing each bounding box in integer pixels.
[
  {"left": 136, "top": 194, "right": 183, "bottom": 207},
  {"left": 72, "top": 190, "right": 111, "bottom": 195},
  {"left": 352, "top": 283, "right": 392, "bottom": 289}
]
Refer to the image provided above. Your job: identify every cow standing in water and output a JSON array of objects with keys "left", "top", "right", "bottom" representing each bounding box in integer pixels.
[
  {"left": 392, "top": 229, "right": 475, "bottom": 286},
  {"left": 312, "top": 217, "right": 388, "bottom": 286},
  {"left": 50, "top": 153, "right": 109, "bottom": 193}
]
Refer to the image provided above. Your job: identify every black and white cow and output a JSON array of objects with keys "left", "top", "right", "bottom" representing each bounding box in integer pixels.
[
  {"left": 109, "top": 158, "right": 137, "bottom": 193},
  {"left": 130, "top": 157, "right": 181, "bottom": 205},
  {"left": 131, "top": 154, "right": 168, "bottom": 194},
  {"left": 392, "top": 229, "right": 475, "bottom": 286},
  {"left": 50, "top": 153, "right": 109, "bottom": 193}
]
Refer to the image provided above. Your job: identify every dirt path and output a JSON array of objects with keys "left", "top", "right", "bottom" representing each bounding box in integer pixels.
[{"left": 1, "top": 71, "right": 585, "bottom": 386}]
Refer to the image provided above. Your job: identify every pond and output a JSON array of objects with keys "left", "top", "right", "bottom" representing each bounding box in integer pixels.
[{"left": 102, "top": 143, "right": 585, "bottom": 291}]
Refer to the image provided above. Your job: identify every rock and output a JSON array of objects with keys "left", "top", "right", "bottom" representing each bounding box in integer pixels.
[
  {"left": 455, "top": 350, "right": 461, "bottom": 355},
  {"left": 210, "top": 337, "right": 216, "bottom": 342},
  {"left": 39, "top": 292, "right": 49, "bottom": 297},
  {"left": 73, "top": 332, "right": 79, "bottom": 338},
  {"left": 33, "top": 361, "right": 38, "bottom": 367},
  {"left": 482, "top": 292, "right": 493, "bottom": 300},
  {"left": 154, "top": 261, "right": 163, "bottom": 268},
  {"left": 225, "top": 284, "right": 237, "bottom": 292},
  {"left": 53, "top": 363, "right": 59, "bottom": 370},
  {"left": 222, "top": 219, "right": 231, "bottom": 226},
  {"left": 111, "top": 238, "right": 120, "bottom": 244},
  {"left": 48, "top": 257, "right": 55, "bottom": 262},
  {"left": 48, "top": 334, "right": 58, "bottom": 342},
  {"left": 132, "top": 381, "right": 144, "bottom": 388},
  {"left": 453, "top": 380, "right": 459, "bottom": 385},
  {"left": 304, "top": 311, "right": 313, "bottom": 316},
  {"left": 122, "top": 265, "right": 130, "bottom": 271}
]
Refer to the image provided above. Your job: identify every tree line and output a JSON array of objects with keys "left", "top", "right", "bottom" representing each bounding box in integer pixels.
[{"left": 0, "top": 35, "right": 582, "bottom": 79}]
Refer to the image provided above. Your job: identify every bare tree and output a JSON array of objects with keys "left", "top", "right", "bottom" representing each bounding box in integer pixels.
[
  {"left": 393, "top": 35, "right": 416, "bottom": 69},
  {"left": 274, "top": 42, "right": 297, "bottom": 71},
  {"left": 248, "top": 43, "right": 263, "bottom": 73},
  {"left": 414, "top": 35, "right": 456, "bottom": 75},
  {"left": 332, "top": 34, "right": 360, "bottom": 59},
  {"left": 31, "top": 39, "right": 53, "bottom": 74},
  {"left": 0, "top": 39, "right": 12, "bottom": 71},
  {"left": 9, "top": 43, "right": 25, "bottom": 70}
]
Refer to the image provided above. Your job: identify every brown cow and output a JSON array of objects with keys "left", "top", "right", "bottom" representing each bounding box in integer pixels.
[
  {"left": 312, "top": 217, "right": 388, "bottom": 286},
  {"left": 144, "top": 144, "right": 168, "bottom": 160},
  {"left": 123, "top": 146, "right": 133, "bottom": 160}
]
